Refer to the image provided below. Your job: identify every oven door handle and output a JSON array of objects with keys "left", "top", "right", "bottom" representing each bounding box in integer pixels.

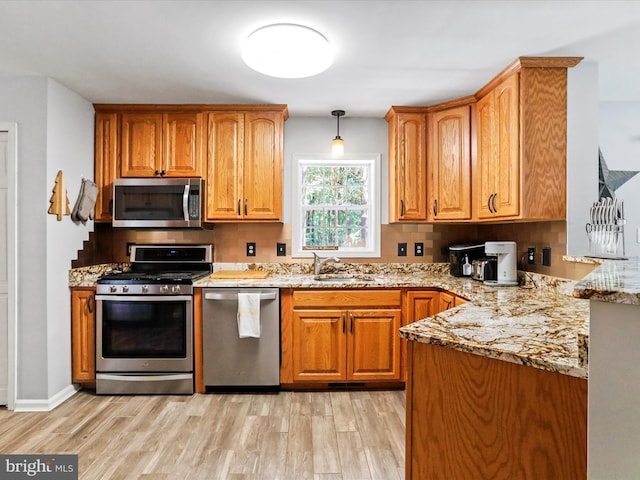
[
  {"left": 96, "top": 373, "right": 193, "bottom": 382},
  {"left": 183, "top": 184, "right": 190, "bottom": 221},
  {"left": 204, "top": 292, "right": 277, "bottom": 301}
]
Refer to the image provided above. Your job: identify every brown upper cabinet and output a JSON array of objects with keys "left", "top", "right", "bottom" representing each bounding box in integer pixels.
[
  {"left": 93, "top": 104, "right": 287, "bottom": 223},
  {"left": 387, "top": 56, "right": 582, "bottom": 224},
  {"left": 473, "top": 57, "right": 583, "bottom": 221},
  {"left": 120, "top": 111, "right": 204, "bottom": 178},
  {"left": 386, "top": 108, "right": 428, "bottom": 222},
  {"left": 427, "top": 102, "right": 472, "bottom": 221},
  {"left": 206, "top": 109, "right": 285, "bottom": 222},
  {"left": 94, "top": 112, "right": 118, "bottom": 222}
]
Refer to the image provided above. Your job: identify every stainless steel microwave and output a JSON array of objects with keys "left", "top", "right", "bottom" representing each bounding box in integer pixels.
[{"left": 112, "top": 177, "right": 203, "bottom": 228}]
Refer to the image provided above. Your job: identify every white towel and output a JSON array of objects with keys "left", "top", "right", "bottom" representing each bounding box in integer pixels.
[{"left": 237, "top": 293, "right": 261, "bottom": 338}]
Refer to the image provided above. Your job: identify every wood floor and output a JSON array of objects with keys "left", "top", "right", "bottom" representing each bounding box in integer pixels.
[{"left": 0, "top": 389, "right": 406, "bottom": 479}]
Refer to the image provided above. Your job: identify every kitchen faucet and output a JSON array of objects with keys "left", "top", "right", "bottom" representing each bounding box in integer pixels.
[{"left": 313, "top": 252, "right": 341, "bottom": 275}]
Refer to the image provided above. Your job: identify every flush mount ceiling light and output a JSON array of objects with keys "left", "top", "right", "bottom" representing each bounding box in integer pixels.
[
  {"left": 242, "top": 23, "right": 334, "bottom": 78},
  {"left": 331, "top": 109, "right": 345, "bottom": 155}
]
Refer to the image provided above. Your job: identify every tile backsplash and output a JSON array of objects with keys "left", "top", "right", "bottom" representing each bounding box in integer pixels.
[{"left": 74, "top": 220, "right": 595, "bottom": 280}]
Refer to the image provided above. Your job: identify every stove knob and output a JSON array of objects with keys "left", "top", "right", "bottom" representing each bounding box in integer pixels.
[
  {"left": 109, "top": 285, "right": 117, "bottom": 293},
  {"left": 171, "top": 285, "right": 181, "bottom": 293},
  {"left": 141, "top": 285, "right": 149, "bottom": 294},
  {"left": 122, "top": 285, "right": 129, "bottom": 293},
  {"left": 160, "top": 285, "right": 169, "bottom": 294}
]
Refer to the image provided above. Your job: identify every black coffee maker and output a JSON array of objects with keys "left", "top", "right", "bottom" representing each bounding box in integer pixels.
[{"left": 449, "top": 243, "right": 485, "bottom": 277}]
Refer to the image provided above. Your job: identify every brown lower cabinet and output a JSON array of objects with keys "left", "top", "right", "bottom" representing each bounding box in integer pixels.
[
  {"left": 280, "top": 289, "right": 402, "bottom": 385},
  {"left": 405, "top": 341, "right": 587, "bottom": 480},
  {"left": 70, "top": 287, "right": 96, "bottom": 384}
]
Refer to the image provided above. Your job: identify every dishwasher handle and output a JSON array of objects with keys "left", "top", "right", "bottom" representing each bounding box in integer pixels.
[{"left": 204, "top": 292, "right": 277, "bottom": 301}]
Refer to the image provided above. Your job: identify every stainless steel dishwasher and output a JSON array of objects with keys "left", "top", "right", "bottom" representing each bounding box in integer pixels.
[{"left": 202, "top": 288, "right": 280, "bottom": 390}]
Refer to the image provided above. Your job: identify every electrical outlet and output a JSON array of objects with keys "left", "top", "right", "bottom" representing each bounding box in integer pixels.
[
  {"left": 126, "top": 242, "right": 135, "bottom": 257},
  {"left": 398, "top": 242, "right": 407, "bottom": 257},
  {"left": 542, "top": 247, "right": 551, "bottom": 266},
  {"left": 527, "top": 247, "right": 536, "bottom": 264},
  {"left": 276, "top": 242, "right": 286, "bottom": 256},
  {"left": 246, "top": 242, "right": 256, "bottom": 257},
  {"left": 414, "top": 242, "right": 424, "bottom": 256}
]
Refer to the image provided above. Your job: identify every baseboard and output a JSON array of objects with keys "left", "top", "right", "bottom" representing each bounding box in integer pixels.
[
  {"left": 13, "top": 384, "right": 80, "bottom": 412},
  {"left": 0, "top": 386, "right": 7, "bottom": 407}
]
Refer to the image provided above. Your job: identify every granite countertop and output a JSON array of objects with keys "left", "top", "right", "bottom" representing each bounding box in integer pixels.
[
  {"left": 573, "top": 257, "right": 640, "bottom": 305},
  {"left": 69, "top": 261, "right": 589, "bottom": 379}
]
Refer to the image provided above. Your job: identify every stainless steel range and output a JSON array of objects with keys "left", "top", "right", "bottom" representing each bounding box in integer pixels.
[{"left": 95, "top": 244, "right": 213, "bottom": 395}]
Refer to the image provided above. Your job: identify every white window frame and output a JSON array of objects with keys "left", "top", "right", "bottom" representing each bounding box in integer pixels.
[{"left": 292, "top": 153, "right": 381, "bottom": 258}]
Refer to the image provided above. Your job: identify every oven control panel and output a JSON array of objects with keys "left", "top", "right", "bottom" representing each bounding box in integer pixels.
[{"left": 97, "top": 284, "right": 193, "bottom": 295}]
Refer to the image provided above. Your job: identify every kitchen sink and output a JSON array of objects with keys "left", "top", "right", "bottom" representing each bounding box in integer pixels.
[{"left": 313, "top": 274, "right": 376, "bottom": 283}]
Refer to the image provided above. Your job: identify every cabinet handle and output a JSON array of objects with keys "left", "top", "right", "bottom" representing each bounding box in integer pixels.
[
  {"left": 160, "top": 170, "right": 166, "bottom": 176},
  {"left": 400, "top": 199, "right": 405, "bottom": 217},
  {"left": 342, "top": 314, "right": 346, "bottom": 333},
  {"left": 487, "top": 194, "right": 493, "bottom": 213},
  {"left": 433, "top": 199, "right": 437, "bottom": 217},
  {"left": 237, "top": 199, "right": 241, "bottom": 216},
  {"left": 108, "top": 199, "right": 113, "bottom": 215},
  {"left": 154, "top": 170, "right": 160, "bottom": 176},
  {"left": 491, "top": 193, "right": 497, "bottom": 213},
  {"left": 350, "top": 314, "right": 353, "bottom": 333},
  {"left": 87, "top": 295, "right": 94, "bottom": 314},
  {"left": 244, "top": 199, "right": 248, "bottom": 216}
]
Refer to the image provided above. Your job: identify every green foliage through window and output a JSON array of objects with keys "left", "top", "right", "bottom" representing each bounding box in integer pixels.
[{"left": 300, "top": 164, "right": 370, "bottom": 248}]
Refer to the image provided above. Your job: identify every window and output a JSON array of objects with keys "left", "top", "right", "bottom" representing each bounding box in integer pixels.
[{"left": 292, "top": 154, "right": 380, "bottom": 258}]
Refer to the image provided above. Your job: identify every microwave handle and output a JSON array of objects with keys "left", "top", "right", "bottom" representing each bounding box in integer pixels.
[{"left": 183, "top": 185, "right": 190, "bottom": 221}]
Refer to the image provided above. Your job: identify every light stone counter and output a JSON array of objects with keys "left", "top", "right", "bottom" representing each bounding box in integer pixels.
[
  {"left": 69, "top": 261, "right": 589, "bottom": 379},
  {"left": 573, "top": 257, "right": 640, "bottom": 305}
]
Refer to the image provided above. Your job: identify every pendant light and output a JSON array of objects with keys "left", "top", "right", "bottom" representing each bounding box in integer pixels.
[{"left": 331, "top": 110, "right": 345, "bottom": 155}]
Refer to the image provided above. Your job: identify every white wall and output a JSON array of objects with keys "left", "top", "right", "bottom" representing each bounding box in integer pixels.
[
  {"left": 566, "top": 62, "right": 599, "bottom": 257},
  {"left": 599, "top": 101, "right": 640, "bottom": 257},
  {"left": 45, "top": 79, "right": 95, "bottom": 398},
  {"left": 0, "top": 76, "right": 93, "bottom": 406},
  {"left": 283, "top": 117, "right": 388, "bottom": 225},
  {"left": 0, "top": 77, "right": 49, "bottom": 401}
]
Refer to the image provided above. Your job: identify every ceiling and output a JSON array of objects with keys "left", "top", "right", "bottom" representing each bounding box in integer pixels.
[{"left": 2, "top": 0, "right": 640, "bottom": 117}]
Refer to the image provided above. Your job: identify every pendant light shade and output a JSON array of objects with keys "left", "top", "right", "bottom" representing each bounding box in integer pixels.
[{"left": 331, "top": 110, "right": 345, "bottom": 155}]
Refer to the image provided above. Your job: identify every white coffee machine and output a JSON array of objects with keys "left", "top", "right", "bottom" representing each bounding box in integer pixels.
[{"left": 484, "top": 241, "right": 518, "bottom": 286}]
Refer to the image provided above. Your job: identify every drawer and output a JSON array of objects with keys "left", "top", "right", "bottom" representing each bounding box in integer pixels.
[{"left": 293, "top": 289, "right": 401, "bottom": 308}]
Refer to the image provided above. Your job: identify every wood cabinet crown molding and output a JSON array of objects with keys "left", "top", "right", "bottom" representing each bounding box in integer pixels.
[
  {"left": 94, "top": 104, "right": 289, "bottom": 120},
  {"left": 474, "top": 56, "right": 583, "bottom": 100}
]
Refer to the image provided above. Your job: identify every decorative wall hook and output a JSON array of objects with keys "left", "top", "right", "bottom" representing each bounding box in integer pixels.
[{"left": 48, "top": 170, "right": 71, "bottom": 221}]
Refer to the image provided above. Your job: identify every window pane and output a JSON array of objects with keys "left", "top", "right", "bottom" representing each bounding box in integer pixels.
[{"left": 298, "top": 159, "right": 376, "bottom": 254}]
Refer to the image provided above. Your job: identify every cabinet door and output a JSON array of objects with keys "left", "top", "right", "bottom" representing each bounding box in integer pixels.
[
  {"left": 71, "top": 289, "right": 95, "bottom": 383},
  {"left": 403, "top": 290, "right": 439, "bottom": 380},
  {"left": 493, "top": 74, "right": 520, "bottom": 218},
  {"left": 389, "top": 113, "right": 427, "bottom": 222},
  {"left": 476, "top": 92, "right": 498, "bottom": 219},
  {"left": 428, "top": 106, "right": 471, "bottom": 221},
  {"left": 439, "top": 291, "right": 455, "bottom": 312},
  {"left": 163, "top": 112, "right": 203, "bottom": 177},
  {"left": 94, "top": 112, "right": 118, "bottom": 222},
  {"left": 120, "top": 112, "right": 163, "bottom": 177},
  {"left": 475, "top": 74, "right": 520, "bottom": 219},
  {"left": 348, "top": 308, "right": 401, "bottom": 381},
  {"left": 243, "top": 111, "right": 283, "bottom": 220},
  {"left": 292, "top": 309, "right": 346, "bottom": 382},
  {"left": 206, "top": 112, "right": 244, "bottom": 220}
]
